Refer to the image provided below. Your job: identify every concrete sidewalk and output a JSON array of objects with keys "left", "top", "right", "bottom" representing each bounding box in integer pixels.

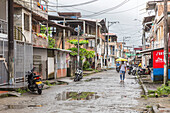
[
  {"left": 0, "top": 82, "right": 27, "bottom": 91},
  {"left": 0, "top": 69, "right": 107, "bottom": 91},
  {"left": 139, "top": 74, "right": 170, "bottom": 113}
]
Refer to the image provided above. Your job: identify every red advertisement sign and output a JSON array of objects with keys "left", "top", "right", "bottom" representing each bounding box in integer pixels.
[{"left": 153, "top": 49, "right": 164, "bottom": 68}]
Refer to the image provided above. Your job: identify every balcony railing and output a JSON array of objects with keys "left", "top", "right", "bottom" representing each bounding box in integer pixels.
[
  {"left": 14, "top": 26, "right": 26, "bottom": 42},
  {"left": 0, "top": 19, "right": 7, "bottom": 34}
]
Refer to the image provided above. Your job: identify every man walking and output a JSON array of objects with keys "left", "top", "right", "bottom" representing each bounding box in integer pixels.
[{"left": 119, "top": 61, "right": 126, "bottom": 82}]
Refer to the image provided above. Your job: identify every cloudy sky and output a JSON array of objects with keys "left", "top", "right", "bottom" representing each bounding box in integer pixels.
[{"left": 48, "top": 0, "right": 151, "bottom": 48}]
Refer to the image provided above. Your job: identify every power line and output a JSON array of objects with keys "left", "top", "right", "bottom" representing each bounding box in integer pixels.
[
  {"left": 48, "top": 0, "right": 98, "bottom": 7},
  {"left": 105, "top": 3, "right": 145, "bottom": 14},
  {"left": 82, "top": 0, "right": 130, "bottom": 18}
]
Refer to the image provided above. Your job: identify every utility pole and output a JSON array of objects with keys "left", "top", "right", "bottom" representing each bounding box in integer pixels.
[
  {"left": 163, "top": 0, "right": 168, "bottom": 85},
  {"left": 107, "top": 22, "right": 109, "bottom": 69},
  {"left": 107, "top": 21, "right": 119, "bottom": 69},
  {"left": 8, "top": 0, "right": 14, "bottom": 85},
  {"left": 62, "top": 18, "right": 65, "bottom": 49},
  {"left": 122, "top": 37, "right": 125, "bottom": 58},
  {"left": 95, "top": 21, "right": 98, "bottom": 70},
  {"left": 77, "top": 25, "right": 80, "bottom": 68},
  {"left": 122, "top": 37, "right": 130, "bottom": 58}
]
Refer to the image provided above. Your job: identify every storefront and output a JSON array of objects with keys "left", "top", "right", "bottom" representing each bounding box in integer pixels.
[{"left": 138, "top": 48, "right": 170, "bottom": 81}]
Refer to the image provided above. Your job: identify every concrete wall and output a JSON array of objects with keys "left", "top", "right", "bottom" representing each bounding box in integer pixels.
[
  {"left": 14, "top": 8, "right": 32, "bottom": 43},
  {"left": 0, "top": 0, "right": 7, "bottom": 21},
  {"left": 55, "top": 51, "right": 67, "bottom": 78},
  {"left": 22, "top": 9, "right": 32, "bottom": 43}
]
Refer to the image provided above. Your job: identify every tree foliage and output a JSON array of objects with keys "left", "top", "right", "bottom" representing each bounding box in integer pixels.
[
  {"left": 48, "top": 36, "right": 56, "bottom": 48},
  {"left": 68, "top": 39, "right": 89, "bottom": 46},
  {"left": 68, "top": 47, "right": 95, "bottom": 60},
  {"left": 40, "top": 25, "right": 56, "bottom": 48}
]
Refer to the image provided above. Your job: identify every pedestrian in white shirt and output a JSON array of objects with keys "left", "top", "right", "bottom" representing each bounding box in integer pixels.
[{"left": 119, "top": 61, "right": 126, "bottom": 82}]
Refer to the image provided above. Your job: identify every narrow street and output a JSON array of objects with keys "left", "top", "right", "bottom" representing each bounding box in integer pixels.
[{"left": 0, "top": 70, "right": 143, "bottom": 113}]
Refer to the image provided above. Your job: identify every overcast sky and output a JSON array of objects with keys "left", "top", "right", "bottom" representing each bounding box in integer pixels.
[{"left": 48, "top": 0, "right": 151, "bottom": 48}]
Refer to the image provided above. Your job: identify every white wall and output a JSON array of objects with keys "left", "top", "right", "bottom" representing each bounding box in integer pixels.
[
  {"left": 48, "top": 57, "right": 54, "bottom": 75},
  {"left": 22, "top": 9, "right": 32, "bottom": 43}
]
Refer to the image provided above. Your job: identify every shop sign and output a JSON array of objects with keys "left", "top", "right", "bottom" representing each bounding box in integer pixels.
[{"left": 153, "top": 49, "right": 164, "bottom": 68}]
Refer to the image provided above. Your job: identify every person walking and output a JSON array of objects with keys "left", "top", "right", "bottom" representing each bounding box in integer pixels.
[{"left": 119, "top": 61, "right": 126, "bottom": 82}]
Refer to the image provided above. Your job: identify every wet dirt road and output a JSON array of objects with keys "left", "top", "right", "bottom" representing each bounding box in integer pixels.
[{"left": 0, "top": 70, "right": 143, "bottom": 113}]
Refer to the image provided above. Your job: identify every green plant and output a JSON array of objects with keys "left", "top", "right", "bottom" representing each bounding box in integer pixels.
[
  {"left": 148, "top": 94, "right": 155, "bottom": 98},
  {"left": 16, "top": 88, "right": 27, "bottom": 94},
  {"left": 67, "top": 39, "right": 89, "bottom": 46},
  {"left": 95, "top": 70, "right": 99, "bottom": 73},
  {"left": 67, "top": 39, "right": 95, "bottom": 61},
  {"left": 146, "top": 105, "right": 152, "bottom": 108},
  {"left": 156, "top": 85, "right": 170, "bottom": 96},
  {"left": 148, "top": 90, "right": 156, "bottom": 94},
  {"left": 85, "top": 68, "right": 93, "bottom": 71},
  {"left": 141, "top": 95, "right": 148, "bottom": 99},
  {"left": 83, "top": 61, "right": 90, "bottom": 70},
  {"left": 48, "top": 36, "right": 56, "bottom": 48},
  {"left": 44, "top": 80, "right": 54, "bottom": 86}
]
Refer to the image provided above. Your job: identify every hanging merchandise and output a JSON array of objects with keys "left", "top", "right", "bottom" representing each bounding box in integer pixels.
[{"left": 37, "top": 2, "right": 47, "bottom": 12}]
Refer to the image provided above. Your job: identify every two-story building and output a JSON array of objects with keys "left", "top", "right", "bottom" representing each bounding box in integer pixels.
[
  {"left": 102, "top": 33, "right": 118, "bottom": 68},
  {"left": 139, "top": 1, "right": 170, "bottom": 81},
  {"left": 48, "top": 13, "right": 107, "bottom": 70}
]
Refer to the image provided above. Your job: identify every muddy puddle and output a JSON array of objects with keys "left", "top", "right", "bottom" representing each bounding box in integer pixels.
[
  {"left": 84, "top": 77, "right": 101, "bottom": 82},
  {"left": 6, "top": 104, "right": 42, "bottom": 109},
  {"left": 55, "top": 92, "right": 99, "bottom": 101},
  {"left": 57, "top": 81, "right": 68, "bottom": 85}
]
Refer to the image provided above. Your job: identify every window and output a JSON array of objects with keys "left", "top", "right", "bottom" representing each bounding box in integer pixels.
[{"left": 24, "top": 14, "right": 30, "bottom": 31}]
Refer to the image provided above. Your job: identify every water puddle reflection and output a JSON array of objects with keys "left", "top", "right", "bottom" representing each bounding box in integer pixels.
[
  {"left": 6, "top": 104, "right": 43, "bottom": 109},
  {"left": 56, "top": 92, "right": 99, "bottom": 101},
  {"left": 84, "top": 77, "right": 101, "bottom": 82}
]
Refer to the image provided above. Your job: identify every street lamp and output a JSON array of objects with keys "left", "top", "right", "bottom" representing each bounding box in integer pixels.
[{"left": 107, "top": 21, "right": 119, "bottom": 69}]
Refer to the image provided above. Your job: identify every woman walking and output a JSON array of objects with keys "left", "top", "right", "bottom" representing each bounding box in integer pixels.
[{"left": 119, "top": 61, "right": 126, "bottom": 82}]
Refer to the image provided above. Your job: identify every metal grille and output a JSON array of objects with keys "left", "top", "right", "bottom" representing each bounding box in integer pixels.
[
  {"left": 0, "top": 19, "right": 7, "bottom": 34},
  {"left": 0, "top": 39, "right": 8, "bottom": 85},
  {"left": 14, "top": 41, "right": 33, "bottom": 81},
  {"left": 0, "top": 61, "right": 8, "bottom": 85}
]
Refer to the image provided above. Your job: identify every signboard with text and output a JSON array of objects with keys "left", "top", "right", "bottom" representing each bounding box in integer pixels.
[{"left": 153, "top": 49, "right": 164, "bottom": 68}]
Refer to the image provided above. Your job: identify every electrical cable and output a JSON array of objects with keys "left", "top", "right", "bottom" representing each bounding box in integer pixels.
[
  {"left": 48, "top": 0, "right": 98, "bottom": 7},
  {"left": 82, "top": 0, "right": 130, "bottom": 18}
]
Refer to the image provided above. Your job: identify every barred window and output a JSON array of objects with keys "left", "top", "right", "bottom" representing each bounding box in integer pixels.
[{"left": 24, "top": 14, "right": 29, "bottom": 31}]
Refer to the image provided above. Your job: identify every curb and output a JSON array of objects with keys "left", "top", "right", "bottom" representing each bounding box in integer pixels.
[
  {"left": 0, "top": 91, "right": 21, "bottom": 97},
  {"left": 138, "top": 76, "right": 148, "bottom": 95},
  {"left": 152, "top": 105, "right": 159, "bottom": 113}
]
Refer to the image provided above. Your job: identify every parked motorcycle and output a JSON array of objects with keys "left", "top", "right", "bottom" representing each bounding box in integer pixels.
[
  {"left": 137, "top": 67, "right": 144, "bottom": 75},
  {"left": 74, "top": 68, "right": 83, "bottom": 82},
  {"left": 132, "top": 65, "right": 137, "bottom": 76},
  {"left": 26, "top": 67, "right": 44, "bottom": 95},
  {"left": 128, "top": 65, "right": 133, "bottom": 75},
  {"left": 145, "top": 66, "right": 151, "bottom": 75}
]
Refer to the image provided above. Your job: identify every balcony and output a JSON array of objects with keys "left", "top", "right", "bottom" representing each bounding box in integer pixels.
[
  {"left": 14, "top": 0, "right": 48, "bottom": 20},
  {"left": 32, "top": 32, "right": 48, "bottom": 48}
]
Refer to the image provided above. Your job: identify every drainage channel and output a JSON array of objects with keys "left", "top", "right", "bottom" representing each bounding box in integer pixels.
[
  {"left": 55, "top": 92, "right": 100, "bottom": 101},
  {"left": 84, "top": 77, "right": 101, "bottom": 82},
  {"left": 6, "top": 104, "right": 43, "bottom": 109}
]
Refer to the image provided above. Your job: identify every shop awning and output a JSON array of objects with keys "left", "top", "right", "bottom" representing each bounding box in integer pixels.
[{"left": 137, "top": 47, "right": 163, "bottom": 54}]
